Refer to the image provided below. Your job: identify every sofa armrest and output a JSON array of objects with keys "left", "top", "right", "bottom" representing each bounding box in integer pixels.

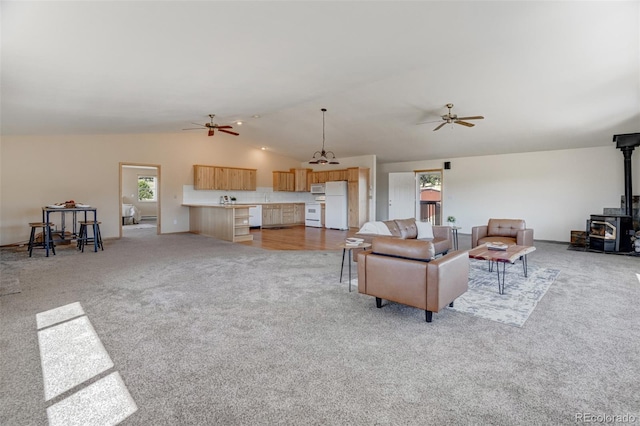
[
  {"left": 431, "top": 226, "right": 453, "bottom": 252},
  {"left": 426, "top": 250, "right": 469, "bottom": 312},
  {"left": 471, "top": 225, "right": 488, "bottom": 248},
  {"left": 517, "top": 228, "right": 534, "bottom": 246},
  {"left": 432, "top": 225, "right": 451, "bottom": 241}
]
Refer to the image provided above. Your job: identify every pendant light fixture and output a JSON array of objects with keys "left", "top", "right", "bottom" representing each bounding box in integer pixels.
[{"left": 309, "top": 108, "right": 339, "bottom": 165}]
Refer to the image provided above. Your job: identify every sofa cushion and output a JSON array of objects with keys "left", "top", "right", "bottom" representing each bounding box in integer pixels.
[
  {"left": 415, "top": 220, "right": 434, "bottom": 239},
  {"left": 372, "top": 238, "right": 435, "bottom": 261},
  {"left": 383, "top": 220, "right": 402, "bottom": 237},
  {"left": 357, "top": 221, "right": 393, "bottom": 236},
  {"left": 395, "top": 218, "right": 418, "bottom": 239}
]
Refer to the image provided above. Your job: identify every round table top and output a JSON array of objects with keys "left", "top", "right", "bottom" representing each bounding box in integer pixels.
[{"left": 338, "top": 242, "right": 372, "bottom": 249}]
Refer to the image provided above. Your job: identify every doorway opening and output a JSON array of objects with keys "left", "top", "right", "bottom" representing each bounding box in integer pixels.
[
  {"left": 119, "top": 163, "right": 161, "bottom": 237},
  {"left": 416, "top": 169, "right": 443, "bottom": 225}
]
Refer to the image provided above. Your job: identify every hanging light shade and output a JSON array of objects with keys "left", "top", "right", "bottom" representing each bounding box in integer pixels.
[{"left": 309, "top": 108, "right": 339, "bottom": 165}]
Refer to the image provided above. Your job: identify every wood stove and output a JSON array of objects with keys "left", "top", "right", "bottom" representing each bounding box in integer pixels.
[{"left": 588, "top": 214, "right": 633, "bottom": 253}]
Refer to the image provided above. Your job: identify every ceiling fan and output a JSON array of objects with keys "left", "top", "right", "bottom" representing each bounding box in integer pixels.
[
  {"left": 431, "top": 103, "right": 484, "bottom": 131},
  {"left": 183, "top": 114, "right": 239, "bottom": 137}
]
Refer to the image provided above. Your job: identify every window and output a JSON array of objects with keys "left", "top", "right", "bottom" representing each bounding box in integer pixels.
[{"left": 137, "top": 176, "right": 157, "bottom": 202}]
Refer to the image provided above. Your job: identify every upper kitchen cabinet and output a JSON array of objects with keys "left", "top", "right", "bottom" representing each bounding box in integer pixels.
[
  {"left": 291, "top": 168, "right": 312, "bottom": 192},
  {"left": 194, "top": 165, "right": 257, "bottom": 191},
  {"left": 273, "top": 169, "right": 311, "bottom": 192},
  {"left": 273, "top": 171, "right": 295, "bottom": 192},
  {"left": 310, "top": 171, "right": 327, "bottom": 184}
]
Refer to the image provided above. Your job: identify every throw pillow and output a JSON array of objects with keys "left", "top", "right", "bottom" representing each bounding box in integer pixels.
[
  {"left": 396, "top": 218, "right": 418, "bottom": 239},
  {"left": 415, "top": 221, "right": 434, "bottom": 239}
]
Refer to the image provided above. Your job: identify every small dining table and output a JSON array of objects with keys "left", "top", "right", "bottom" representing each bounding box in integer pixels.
[{"left": 41, "top": 206, "right": 97, "bottom": 256}]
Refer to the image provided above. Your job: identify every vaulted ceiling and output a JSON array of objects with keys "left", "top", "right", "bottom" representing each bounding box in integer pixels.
[{"left": 2, "top": 1, "right": 638, "bottom": 163}]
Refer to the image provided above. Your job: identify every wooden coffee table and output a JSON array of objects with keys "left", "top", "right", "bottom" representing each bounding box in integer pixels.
[{"left": 467, "top": 244, "right": 536, "bottom": 294}]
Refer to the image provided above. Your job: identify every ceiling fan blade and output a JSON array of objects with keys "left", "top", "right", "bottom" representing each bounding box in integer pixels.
[
  {"left": 433, "top": 122, "right": 447, "bottom": 131},
  {"left": 455, "top": 120, "right": 475, "bottom": 127},
  {"left": 456, "top": 116, "right": 484, "bottom": 120},
  {"left": 191, "top": 123, "right": 206, "bottom": 127},
  {"left": 216, "top": 125, "right": 233, "bottom": 129},
  {"left": 218, "top": 129, "right": 239, "bottom": 136},
  {"left": 182, "top": 128, "right": 204, "bottom": 130},
  {"left": 208, "top": 129, "right": 215, "bottom": 137}
]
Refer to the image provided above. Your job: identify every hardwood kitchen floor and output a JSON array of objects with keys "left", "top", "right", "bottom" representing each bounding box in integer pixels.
[{"left": 239, "top": 225, "right": 358, "bottom": 251}]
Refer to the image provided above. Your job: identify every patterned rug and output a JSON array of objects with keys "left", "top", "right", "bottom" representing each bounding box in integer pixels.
[{"left": 450, "top": 260, "right": 560, "bottom": 327}]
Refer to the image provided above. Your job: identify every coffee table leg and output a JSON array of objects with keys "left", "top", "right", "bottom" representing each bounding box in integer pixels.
[
  {"left": 496, "top": 261, "right": 506, "bottom": 295},
  {"left": 522, "top": 254, "right": 528, "bottom": 277}
]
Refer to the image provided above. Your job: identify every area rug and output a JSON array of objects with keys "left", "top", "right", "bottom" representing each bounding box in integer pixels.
[{"left": 450, "top": 260, "right": 560, "bottom": 327}]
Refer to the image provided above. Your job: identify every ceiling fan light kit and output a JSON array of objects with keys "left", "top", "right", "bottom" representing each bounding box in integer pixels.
[
  {"left": 432, "top": 103, "right": 484, "bottom": 131},
  {"left": 182, "top": 114, "right": 239, "bottom": 137},
  {"left": 309, "top": 108, "right": 339, "bottom": 165}
]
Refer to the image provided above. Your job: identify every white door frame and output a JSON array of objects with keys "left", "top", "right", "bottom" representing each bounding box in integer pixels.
[{"left": 119, "top": 162, "right": 161, "bottom": 238}]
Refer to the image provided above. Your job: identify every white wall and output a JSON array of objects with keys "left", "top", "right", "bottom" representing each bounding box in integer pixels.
[
  {"left": 0, "top": 133, "right": 301, "bottom": 245},
  {"left": 378, "top": 146, "right": 640, "bottom": 242}
]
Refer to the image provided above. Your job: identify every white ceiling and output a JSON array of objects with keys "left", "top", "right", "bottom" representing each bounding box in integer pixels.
[{"left": 2, "top": 1, "right": 639, "bottom": 164}]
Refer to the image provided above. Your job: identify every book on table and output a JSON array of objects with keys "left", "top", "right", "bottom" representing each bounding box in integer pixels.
[{"left": 487, "top": 242, "right": 508, "bottom": 251}]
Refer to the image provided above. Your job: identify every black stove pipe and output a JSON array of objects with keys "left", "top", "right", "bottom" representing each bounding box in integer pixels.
[{"left": 613, "top": 133, "right": 640, "bottom": 216}]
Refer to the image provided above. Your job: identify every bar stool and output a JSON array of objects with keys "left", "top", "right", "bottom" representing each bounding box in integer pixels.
[
  {"left": 28, "top": 222, "right": 56, "bottom": 257},
  {"left": 77, "top": 221, "right": 104, "bottom": 253}
]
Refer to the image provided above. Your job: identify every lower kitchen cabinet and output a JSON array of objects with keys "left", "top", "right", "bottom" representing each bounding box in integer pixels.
[
  {"left": 261, "top": 203, "right": 305, "bottom": 228},
  {"left": 185, "top": 204, "right": 253, "bottom": 242}
]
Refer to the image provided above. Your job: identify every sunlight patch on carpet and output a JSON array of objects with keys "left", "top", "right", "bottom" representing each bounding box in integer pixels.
[
  {"left": 47, "top": 372, "right": 137, "bottom": 426},
  {"left": 450, "top": 261, "right": 560, "bottom": 327}
]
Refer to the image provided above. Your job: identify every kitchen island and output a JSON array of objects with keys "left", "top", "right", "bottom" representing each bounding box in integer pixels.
[{"left": 183, "top": 203, "right": 255, "bottom": 242}]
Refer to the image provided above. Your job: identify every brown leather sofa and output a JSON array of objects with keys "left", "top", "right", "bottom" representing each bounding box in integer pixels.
[
  {"left": 355, "top": 218, "right": 453, "bottom": 257},
  {"left": 357, "top": 238, "right": 469, "bottom": 322},
  {"left": 471, "top": 218, "right": 534, "bottom": 248}
]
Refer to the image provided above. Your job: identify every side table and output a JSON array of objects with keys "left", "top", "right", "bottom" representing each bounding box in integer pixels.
[
  {"left": 451, "top": 226, "right": 461, "bottom": 250},
  {"left": 338, "top": 242, "right": 371, "bottom": 292}
]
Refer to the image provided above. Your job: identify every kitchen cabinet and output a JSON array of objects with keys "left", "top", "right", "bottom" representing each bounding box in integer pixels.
[
  {"left": 347, "top": 167, "right": 370, "bottom": 229},
  {"left": 273, "top": 171, "right": 295, "bottom": 192},
  {"left": 294, "top": 203, "right": 305, "bottom": 224},
  {"left": 328, "top": 170, "right": 347, "bottom": 182},
  {"left": 273, "top": 169, "right": 310, "bottom": 192},
  {"left": 261, "top": 203, "right": 305, "bottom": 228},
  {"left": 194, "top": 165, "right": 257, "bottom": 191},
  {"left": 194, "top": 165, "right": 216, "bottom": 190},
  {"left": 311, "top": 171, "right": 328, "bottom": 184},
  {"left": 282, "top": 204, "right": 295, "bottom": 225},
  {"left": 291, "top": 168, "right": 312, "bottom": 192},
  {"left": 185, "top": 204, "right": 253, "bottom": 242},
  {"left": 262, "top": 204, "right": 283, "bottom": 227}
]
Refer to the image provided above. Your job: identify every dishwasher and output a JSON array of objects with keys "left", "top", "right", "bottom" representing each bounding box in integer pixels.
[{"left": 249, "top": 205, "right": 262, "bottom": 228}]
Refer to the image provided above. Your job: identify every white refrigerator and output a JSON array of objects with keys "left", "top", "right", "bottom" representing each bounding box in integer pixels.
[{"left": 325, "top": 181, "right": 348, "bottom": 230}]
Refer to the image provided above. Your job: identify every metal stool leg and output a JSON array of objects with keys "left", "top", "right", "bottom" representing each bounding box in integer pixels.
[
  {"left": 28, "top": 226, "right": 37, "bottom": 257},
  {"left": 78, "top": 223, "right": 87, "bottom": 252}
]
